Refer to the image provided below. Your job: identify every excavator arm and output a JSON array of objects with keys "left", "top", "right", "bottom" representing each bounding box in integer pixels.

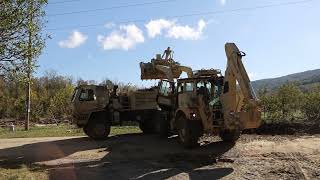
[{"left": 221, "top": 43, "right": 261, "bottom": 130}]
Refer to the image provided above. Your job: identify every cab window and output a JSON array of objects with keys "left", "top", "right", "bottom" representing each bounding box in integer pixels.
[
  {"left": 197, "top": 81, "right": 212, "bottom": 95},
  {"left": 178, "top": 83, "right": 184, "bottom": 93},
  {"left": 79, "top": 89, "right": 95, "bottom": 101},
  {"left": 159, "top": 81, "right": 172, "bottom": 96},
  {"left": 206, "top": 82, "right": 212, "bottom": 94},
  {"left": 185, "top": 82, "right": 194, "bottom": 92},
  {"left": 197, "top": 81, "right": 205, "bottom": 94}
]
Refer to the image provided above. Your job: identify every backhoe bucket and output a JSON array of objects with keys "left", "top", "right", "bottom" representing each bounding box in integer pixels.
[{"left": 140, "top": 61, "right": 182, "bottom": 80}]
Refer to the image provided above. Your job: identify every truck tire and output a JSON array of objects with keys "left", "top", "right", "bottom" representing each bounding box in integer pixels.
[
  {"left": 157, "top": 112, "right": 170, "bottom": 137},
  {"left": 219, "top": 130, "right": 240, "bottom": 143},
  {"left": 139, "top": 120, "right": 154, "bottom": 134},
  {"left": 177, "top": 115, "right": 203, "bottom": 148},
  {"left": 84, "top": 116, "right": 110, "bottom": 140}
]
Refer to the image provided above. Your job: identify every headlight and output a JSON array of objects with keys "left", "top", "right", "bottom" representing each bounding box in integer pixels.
[{"left": 190, "top": 113, "right": 197, "bottom": 119}]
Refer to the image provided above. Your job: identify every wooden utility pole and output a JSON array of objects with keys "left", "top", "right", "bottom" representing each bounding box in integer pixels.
[{"left": 25, "top": 0, "right": 33, "bottom": 130}]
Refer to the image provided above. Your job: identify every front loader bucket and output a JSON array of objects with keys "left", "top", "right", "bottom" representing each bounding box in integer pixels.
[{"left": 140, "top": 61, "right": 182, "bottom": 80}]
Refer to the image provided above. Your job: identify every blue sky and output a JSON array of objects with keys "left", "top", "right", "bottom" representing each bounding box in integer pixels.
[{"left": 38, "top": 0, "right": 320, "bottom": 86}]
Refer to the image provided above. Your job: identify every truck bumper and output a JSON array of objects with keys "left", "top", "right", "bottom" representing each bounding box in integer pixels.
[{"left": 72, "top": 114, "right": 89, "bottom": 127}]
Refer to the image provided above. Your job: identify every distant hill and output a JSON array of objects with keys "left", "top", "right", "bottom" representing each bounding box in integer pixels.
[{"left": 251, "top": 69, "right": 320, "bottom": 92}]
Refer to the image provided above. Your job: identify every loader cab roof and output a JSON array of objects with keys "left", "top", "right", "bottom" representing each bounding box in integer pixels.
[
  {"left": 177, "top": 69, "right": 222, "bottom": 83},
  {"left": 178, "top": 76, "right": 215, "bottom": 83},
  {"left": 177, "top": 75, "right": 223, "bottom": 83},
  {"left": 77, "top": 85, "right": 107, "bottom": 89}
]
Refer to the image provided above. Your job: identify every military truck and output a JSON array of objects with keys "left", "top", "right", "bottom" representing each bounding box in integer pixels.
[
  {"left": 140, "top": 43, "right": 261, "bottom": 147},
  {"left": 71, "top": 84, "right": 161, "bottom": 139}
]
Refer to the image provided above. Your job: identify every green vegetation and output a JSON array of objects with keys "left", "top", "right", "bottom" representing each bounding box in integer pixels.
[
  {"left": 0, "top": 71, "right": 74, "bottom": 121},
  {"left": 0, "top": 71, "right": 138, "bottom": 123},
  {"left": 259, "top": 83, "right": 320, "bottom": 123},
  {"left": 0, "top": 124, "right": 141, "bottom": 139},
  {"left": 0, "top": 0, "right": 47, "bottom": 71},
  {"left": 1, "top": 0, "right": 49, "bottom": 130},
  {"left": 301, "top": 86, "right": 320, "bottom": 121}
]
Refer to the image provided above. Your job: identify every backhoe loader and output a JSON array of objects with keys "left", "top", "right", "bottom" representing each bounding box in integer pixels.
[{"left": 140, "top": 43, "right": 261, "bottom": 147}]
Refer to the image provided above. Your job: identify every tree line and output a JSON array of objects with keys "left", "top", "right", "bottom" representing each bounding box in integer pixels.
[
  {"left": 1, "top": 71, "right": 319, "bottom": 125},
  {"left": 1, "top": 0, "right": 47, "bottom": 129},
  {"left": 258, "top": 83, "right": 320, "bottom": 124},
  {"left": 0, "top": 71, "right": 73, "bottom": 121},
  {"left": 0, "top": 71, "right": 139, "bottom": 122}
]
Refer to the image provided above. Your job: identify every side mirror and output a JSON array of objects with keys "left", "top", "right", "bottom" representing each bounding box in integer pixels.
[{"left": 217, "top": 78, "right": 224, "bottom": 86}]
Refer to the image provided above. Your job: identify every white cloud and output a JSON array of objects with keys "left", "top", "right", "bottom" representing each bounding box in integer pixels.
[
  {"left": 145, "top": 19, "right": 175, "bottom": 38},
  {"left": 97, "top": 24, "right": 144, "bottom": 50},
  {"left": 220, "top": 0, "right": 226, "bottom": 6},
  {"left": 145, "top": 19, "right": 207, "bottom": 40},
  {"left": 58, "top": 31, "right": 87, "bottom": 48},
  {"left": 167, "top": 19, "right": 206, "bottom": 40}
]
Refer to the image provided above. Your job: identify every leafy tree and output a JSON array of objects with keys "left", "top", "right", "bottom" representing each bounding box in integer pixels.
[
  {"left": 48, "top": 85, "right": 74, "bottom": 120},
  {"left": 0, "top": 0, "right": 47, "bottom": 74},
  {"left": 276, "top": 83, "right": 302, "bottom": 121},
  {"left": 302, "top": 85, "right": 320, "bottom": 122},
  {"left": 262, "top": 95, "right": 281, "bottom": 122},
  {"left": 257, "top": 87, "right": 268, "bottom": 119},
  {"left": 1, "top": 0, "right": 47, "bottom": 130}
]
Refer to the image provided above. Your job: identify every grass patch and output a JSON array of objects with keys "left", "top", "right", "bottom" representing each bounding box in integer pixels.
[
  {"left": 110, "top": 126, "right": 141, "bottom": 135},
  {"left": 0, "top": 165, "right": 47, "bottom": 180},
  {"left": 0, "top": 124, "right": 141, "bottom": 139}
]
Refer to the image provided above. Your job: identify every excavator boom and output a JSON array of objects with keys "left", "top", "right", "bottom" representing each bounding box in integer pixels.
[{"left": 221, "top": 43, "right": 261, "bottom": 130}]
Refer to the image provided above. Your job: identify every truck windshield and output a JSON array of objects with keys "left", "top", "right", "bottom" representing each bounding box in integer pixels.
[
  {"left": 177, "top": 81, "right": 194, "bottom": 93},
  {"left": 79, "top": 89, "right": 95, "bottom": 101}
]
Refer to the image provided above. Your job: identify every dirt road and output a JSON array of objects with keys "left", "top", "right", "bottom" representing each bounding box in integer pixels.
[{"left": 0, "top": 134, "right": 319, "bottom": 180}]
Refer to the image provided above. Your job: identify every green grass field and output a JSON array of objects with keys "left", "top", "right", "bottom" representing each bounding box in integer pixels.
[{"left": 0, "top": 124, "right": 141, "bottom": 139}]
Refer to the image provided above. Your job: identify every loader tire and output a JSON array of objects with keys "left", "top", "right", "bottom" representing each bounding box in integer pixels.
[
  {"left": 177, "top": 115, "right": 203, "bottom": 148},
  {"left": 84, "top": 116, "right": 110, "bottom": 140},
  {"left": 219, "top": 130, "right": 240, "bottom": 143},
  {"left": 158, "top": 117, "right": 170, "bottom": 137},
  {"left": 156, "top": 112, "right": 170, "bottom": 137}
]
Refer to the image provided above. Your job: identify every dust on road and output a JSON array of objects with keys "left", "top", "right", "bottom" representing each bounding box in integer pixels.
[{"left": 0, "top": 134, "right": 319, "bottom": 180}]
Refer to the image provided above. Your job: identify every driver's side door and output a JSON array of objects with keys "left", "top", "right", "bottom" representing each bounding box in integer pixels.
[{"left": 73, "top": 87, "right": 99, "bottom": 115}]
